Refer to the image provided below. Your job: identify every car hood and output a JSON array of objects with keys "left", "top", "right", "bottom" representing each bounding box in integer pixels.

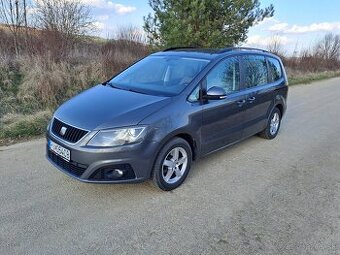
[{"left": 54, "top": 85, "right": 172, "bottom": 130}]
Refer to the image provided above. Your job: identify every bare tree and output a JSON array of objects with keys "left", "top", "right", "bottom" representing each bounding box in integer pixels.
[
  {"left": 115, "top": 25, "right": 146, "bottom": 44},
  {"left": 314, "top": 33, "right": 340, "bottom": 61},
  {"left": 266, "top": 35, "right": 285, "bottom": 57},
  {"left": 0, "top": 0, "right": 29, "bottom": 55},
  {"left": 35, "top": 0, "right": 93, "bottom": 40},
  {"left": 23, "top": 0, "right": 27, "bottom": 27}
]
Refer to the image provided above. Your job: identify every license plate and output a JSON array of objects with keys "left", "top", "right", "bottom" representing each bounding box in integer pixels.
[{"left": 49, "top": 140, "right": 71, "bottom": 162}]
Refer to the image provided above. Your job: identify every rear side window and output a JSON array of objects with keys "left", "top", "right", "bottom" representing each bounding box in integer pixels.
[
  {"left": 242, "top": 55, "right": 268, "bottom": 88},
  {"left": 267, "top": 57, "right": 282, "bottom": 82}
]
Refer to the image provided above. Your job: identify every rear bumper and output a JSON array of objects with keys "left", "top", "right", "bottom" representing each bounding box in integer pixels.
[{"left": 46, "top": 132, "right": 159, "bottom": 183}]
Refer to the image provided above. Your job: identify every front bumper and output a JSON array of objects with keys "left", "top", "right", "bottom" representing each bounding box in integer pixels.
[{"left": 46, "top": 131, "right": 159, "bottom": 184}]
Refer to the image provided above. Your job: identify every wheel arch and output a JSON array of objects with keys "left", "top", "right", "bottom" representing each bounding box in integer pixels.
[
  {"left": 149, "top": 131, "right": 197, "bottom": 180},
  {"left": 275, "top": 103, "right": 284, "bottom": 116},
  {"left": 154, "top": 131, "right": 198, "bottom": 164},
  {"left": 175, "top": 133, "right": 197, "bottom": 161}
]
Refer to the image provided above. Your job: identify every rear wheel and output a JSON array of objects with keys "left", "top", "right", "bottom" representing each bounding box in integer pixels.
[
  {"left": 152, "top": 138, "right": 192, "bottom": 191},
  {"left": 259, "top": 107, "right": 281, "bottom": 139}
]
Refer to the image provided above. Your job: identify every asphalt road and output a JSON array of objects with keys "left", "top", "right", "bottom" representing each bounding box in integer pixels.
[{"left": 1, "top": 78, "right": 340, "bottom": 255}]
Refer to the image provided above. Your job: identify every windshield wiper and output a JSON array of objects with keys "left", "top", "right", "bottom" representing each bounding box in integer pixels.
[
  {"left": 105, "top": 82, "right": 122, "bottom": 90},
  {"left": 104, "top": 82, "right": 148, "bottom": 95},
  {"left": 125, "top": 88, "right": 148, "bottom": 95}
]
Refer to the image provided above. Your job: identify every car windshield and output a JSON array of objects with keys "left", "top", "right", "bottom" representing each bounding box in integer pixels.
[{"left": 108, "top": 55, "right": 210, "bottom": 96}]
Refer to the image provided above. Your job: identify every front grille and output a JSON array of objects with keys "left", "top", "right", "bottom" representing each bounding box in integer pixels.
[
  {"left": 47, "top": 150, "right": 88, "bottom": 177},
  {"left": 51, "top": 118, "right": 88, "bottom": 143}
]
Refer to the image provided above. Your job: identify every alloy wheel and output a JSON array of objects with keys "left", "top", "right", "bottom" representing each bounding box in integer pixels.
[
  {"left": 269, "top": 112, "right": 280, "bottom": 135},
  {"left": 161, "top": 147, "right": 188, "bottom": 184}
]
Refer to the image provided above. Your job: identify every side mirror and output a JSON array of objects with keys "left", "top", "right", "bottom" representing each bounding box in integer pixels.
[{"left": 204, "top": 86, "right": 227, "bottom": 100}]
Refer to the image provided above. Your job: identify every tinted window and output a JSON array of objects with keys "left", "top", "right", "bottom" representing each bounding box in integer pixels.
[
  {"left": 109, "top": 56, "right": 209, "bottom": 96},
  {"left": 206, "top": 57, "right": 240, "bottom": 93},
  {"left": 267, "top": 57, "right": 282, "bottom": 82},
  {"left": 243, "top": 55, "right": 268, "bottom": 88}
]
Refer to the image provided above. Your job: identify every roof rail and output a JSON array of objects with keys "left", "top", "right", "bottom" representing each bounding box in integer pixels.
[
  {"left": 163, "top": 46, "right": 196, "bottom": 52},
  {"left": 218, "top": 47, "right": 269, "bottom": 53}
]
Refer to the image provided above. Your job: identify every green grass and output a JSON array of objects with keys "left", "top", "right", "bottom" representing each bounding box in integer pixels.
[
  {"left": 288, "top": 70, "right": 340, "bottom": 85},
  {"left": 0, "top": 111, "right": 51, "bottom": 146}
]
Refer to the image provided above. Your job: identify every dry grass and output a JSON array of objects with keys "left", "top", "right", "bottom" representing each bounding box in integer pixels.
[
  {"left": 287, "top": 69, "right": 340, "bottom": 85},
  {"left": 0, "top": 27, "right": 149, "bottom": 144},
  {"left": 17, "top": 56, "right": 103, "bottom": 108},
  {"left": 0, "top": 110, "right": 51, "bottom": 145}
]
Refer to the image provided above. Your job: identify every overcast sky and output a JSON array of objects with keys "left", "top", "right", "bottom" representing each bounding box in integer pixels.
[{"left": 84, "top": 0, "right": 340, "bottom": 54}]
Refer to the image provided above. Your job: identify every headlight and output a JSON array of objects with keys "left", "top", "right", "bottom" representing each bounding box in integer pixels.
[{"left": 87, "top": 127, "right": 146, "bottom": 147}]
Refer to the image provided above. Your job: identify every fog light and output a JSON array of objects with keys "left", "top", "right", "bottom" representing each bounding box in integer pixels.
[
  {"left": 105, "top": 169, "right": 124, "bottom": 179},
  {"left": 89, "top": 164, "right": 136, "bottom": 181}
]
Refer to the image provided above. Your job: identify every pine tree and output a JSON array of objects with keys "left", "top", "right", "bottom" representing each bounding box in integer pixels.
[{"left": 144, "top": 0, "right": 274, "bottom": 48}]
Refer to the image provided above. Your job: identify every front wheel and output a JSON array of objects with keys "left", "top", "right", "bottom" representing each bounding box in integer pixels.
[
  {"left": 259, "top": 107, "right": 282, "bottom": 139},
  {"left": 152, "top": 138, "right": 192, "bottom": 191}
]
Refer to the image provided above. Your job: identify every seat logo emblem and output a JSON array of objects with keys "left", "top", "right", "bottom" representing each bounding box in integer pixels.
[{"left": 60, "top": 127, "right": 67, "bottom": 136}]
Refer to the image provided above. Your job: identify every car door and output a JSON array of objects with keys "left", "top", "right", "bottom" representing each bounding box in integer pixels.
[
  {"left": 200, "top": 56, "right": 248, "bottom": 155},
  {"left": 240, "top": 54, "right": 276, "bottom": 138}
]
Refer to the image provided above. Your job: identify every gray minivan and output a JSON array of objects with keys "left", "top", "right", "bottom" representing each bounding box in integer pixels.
[{"left": 46, "top": 47, "right": 288, "bottom": 191}]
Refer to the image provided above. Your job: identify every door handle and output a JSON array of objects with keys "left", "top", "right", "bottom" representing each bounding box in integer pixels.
[
  {"left": 247, "top": 96, "right": 256, "bottom": 103},
  {"left": 237, "top": 99, "right": 246, "bottom": 107}
]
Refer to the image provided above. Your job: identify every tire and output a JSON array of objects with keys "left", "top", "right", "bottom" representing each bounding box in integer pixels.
[
  {"left": 152, "top": 137, "right": 192, "bottom": 191},
  {"left": 259, "top": 107, "right": 282, "bottom": 140}
]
